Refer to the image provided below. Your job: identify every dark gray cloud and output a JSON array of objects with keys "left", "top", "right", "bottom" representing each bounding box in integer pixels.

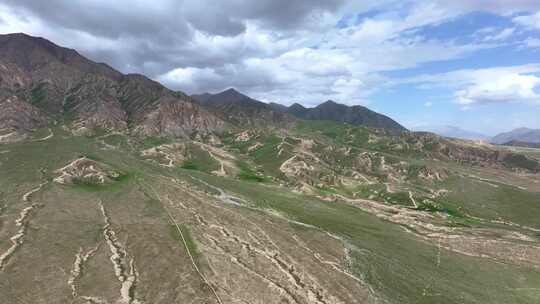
[
  {"left": 3, "top": 0, "right": 190, "bottom": 42},
  {"left": 183, "top": 0, "right": 345, "bottom": 31},
  {"left": 0, "top": 0, "right": 346, "bottom": 78},
  {"left": 1, "top": 0, "right": 539, "bottom": 115}
]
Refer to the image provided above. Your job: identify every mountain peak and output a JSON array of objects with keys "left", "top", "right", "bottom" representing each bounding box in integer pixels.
[
  {"left": 319, "top": 100, "right": 340, "bottom": 106},
  {"left": 223, "top": 88, "right": 240, "bottom": 94},
  {"left": 289, "top": 103, "right": 307, "bottom": 109},
  {"left": 286, "top": 100, "right": 406, "bottom": 131},
  {"left": 220, "top": 88, "right": 245, "bottom": 97}
]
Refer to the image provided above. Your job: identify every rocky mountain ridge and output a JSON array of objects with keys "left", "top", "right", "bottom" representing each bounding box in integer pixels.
[{"left": 0, "top": 33, "right": 224, "bottom": 138}]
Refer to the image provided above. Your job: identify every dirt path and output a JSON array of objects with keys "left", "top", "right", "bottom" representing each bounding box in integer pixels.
[
  {"left": 193, "top": 142, "right": 235, "bottom": 177},
  {"left": 33, "top": 128, "right": 54, "bottom": 142}
]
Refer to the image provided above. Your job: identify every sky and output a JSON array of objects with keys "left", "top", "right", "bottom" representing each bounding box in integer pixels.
[{"left": 1, "top": 0, "right": 540, "bottom": 135}]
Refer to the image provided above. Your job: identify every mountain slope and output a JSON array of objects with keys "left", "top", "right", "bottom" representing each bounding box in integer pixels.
[
  {"left": 279, "top": 100, "right": 406, "bottom": 131},
  {"left": 492, "top": 128, "right": 540, "bottom": 145},
  {"left": 0, "top": 33, "right": 224, "bottom": 137},
  {"left": 192, "top": 88, "right": 295, "bottom": 127}
]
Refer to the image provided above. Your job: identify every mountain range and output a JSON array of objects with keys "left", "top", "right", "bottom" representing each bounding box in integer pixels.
[
  {"left": 191, "top": 88, "right": 295, "bottom": 127},
  {"left": 0, "top": 33, "right": 409, "bottom": 143},
  {"left": 280, "top": 101, "right": 406, "bottom": 131},
  {"left": 491, "top": 128, "right": 540, "bottom": 145}
]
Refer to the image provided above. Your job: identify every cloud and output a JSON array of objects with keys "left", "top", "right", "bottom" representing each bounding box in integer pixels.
[
  {"left": 514, "top": 11, "right": 540, "bottom": 30},
  {"left": 483, "top": 27, "right": 515, "bottom": 41},
  {"left": 523, "top": 37, "right": 540, "bottom": 48},
  {"left": 0, "top": 0, "right": 539, "bottom": 109},
  {"left": 397, "top": 64, "right": 540, "bottom": 106},
  {"left": 456, "top": 73, "right": 540, "bottom": 105},
  {"left": 433, "top": 0, "right": 540, "bottom": 15},
  {"left": 0, "top": 0, "right": 346, "bottom": 75}
]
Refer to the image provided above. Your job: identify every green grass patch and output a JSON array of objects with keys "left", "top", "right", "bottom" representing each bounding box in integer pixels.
[
  {"left": 142, "top": 136, "right": 172, "bottom": 149},
  {"left": 237, "top": 161, "right": 266, "bottom": 182},
  {"left": 181, "top": 160, "right": 200, "bottom": 170},
  {"left": 169, "top": 224, "right": 201, "bottom": 267},
  {"left": 30, "top": 83, "right": 47, "bottom": 106},
  {"left": 503, "top": 154, "right": 539, "bottom": 171}
]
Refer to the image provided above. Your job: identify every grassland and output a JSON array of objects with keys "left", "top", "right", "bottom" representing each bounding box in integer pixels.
[{"left": 1, "top": 125, "right": 539, "bottom": 303}]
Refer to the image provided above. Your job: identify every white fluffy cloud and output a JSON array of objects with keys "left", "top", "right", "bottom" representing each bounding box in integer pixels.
[
  {"left": 456, "top": 73, "right": 540, "bottom": 105},
  {"left": 158, "top": 1, "right": 498, "bottom": 105},
  {"left": 398, "top": 64, "right": 540, "bottom": 106}
]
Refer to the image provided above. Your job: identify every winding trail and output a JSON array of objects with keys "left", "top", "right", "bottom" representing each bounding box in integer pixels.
[
  {"left": 33, "top": 128, "right": 54, "bottom": 142},
  {"left": 193, "top": 142, "right": 233, "bottom": 177}
]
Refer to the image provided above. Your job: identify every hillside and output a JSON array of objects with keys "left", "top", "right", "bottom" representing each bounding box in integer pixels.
[{"left": 282, "top": 100, "right": 407, "bottom": 131}]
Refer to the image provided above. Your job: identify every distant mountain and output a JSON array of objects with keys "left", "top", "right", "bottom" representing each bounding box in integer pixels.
[
  {"left": 191, "top": 88, "right": 295, "bottom": 127},
  {"left": 415, "top": 125, "right": 490, "bottom": 141},
  {"left": 491, "top": 128, "right": 540, "bottom": 145},
  {"left": 282, "top": 100, "right": 406, "bottom": 131},
  {"left": 267, "top": 102, "right": 288, "bottom": 113},
  {"left": 287, "top": 103, "right": 309, "bottom": 118},
  {"left": 0, "top": 33, "right": 224, "bottom": 137},
  {"left": 501, "top": 140, "right": 540, "bottom": 149}
]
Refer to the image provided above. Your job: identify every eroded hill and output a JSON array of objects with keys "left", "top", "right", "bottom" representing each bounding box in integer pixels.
[{"left": 1, "top": 121, "right": 540, "bottom": 304}]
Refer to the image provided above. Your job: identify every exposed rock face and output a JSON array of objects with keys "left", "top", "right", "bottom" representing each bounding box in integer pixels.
[
  {"left": 0, "top": 33, "right": 224, "bottom": 137},
  {"left": 0, "top": 95, "right": 47, "bottom": 132},
  {"left": 54, "top": 157, "right": 121, "bottom": 185},
  {"left": 135, "top": 96, "right": 225, "bottom": 137}
]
